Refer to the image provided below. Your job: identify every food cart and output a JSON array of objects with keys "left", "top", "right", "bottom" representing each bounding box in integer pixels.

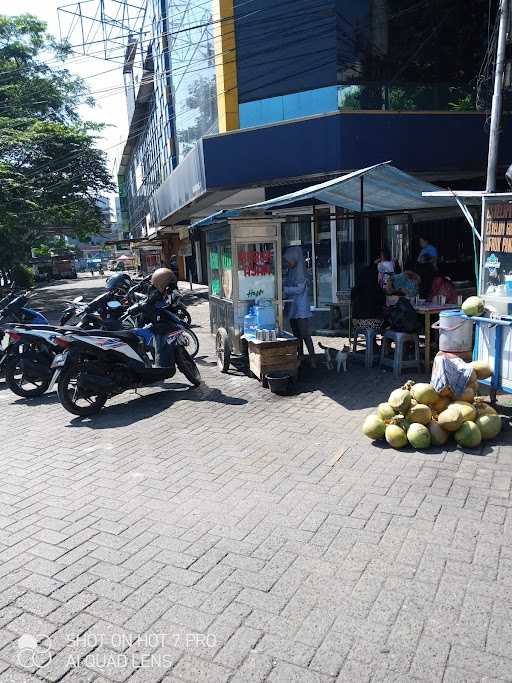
[
  {"left": 423, "top": 190, "right": 512, "bottom": 402},
  {"left": 195, "top": 212, "right": 300, "bottom": 383}
]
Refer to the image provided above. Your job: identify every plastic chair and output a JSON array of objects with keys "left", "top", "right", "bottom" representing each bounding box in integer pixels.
[
  {"left": 379, "top": 330, "right": 422, "bottom": 377},
  {"left": 352, "top": 323, "right": 380, "bottom": 368}
]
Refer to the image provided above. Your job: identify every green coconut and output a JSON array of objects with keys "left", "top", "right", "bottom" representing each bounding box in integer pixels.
[
  {"left": 452, "top": 401, "right": 477, "bottom": 423},
  {"left": 470, "top": 360, "right": 492, "bottom": 380},
  {"left": 410, "top": 383, "right": 438, "bottom": 406},
  {"left": 454, "top": 421, "right": 482, "bottom": 448},
  {"left": 377, "top": 402, "right": 396, "bottom": 420},
  {"left": 363, "top": 414, "right": 386, "bottom": 440},
  {"left": 461, "top": 296, "right": 485, "bottom": 317},
  {"left": 407, "top": 403, "right": 432, "bottom": 425},
  {"left": 385, "top": 424, "right": 408, "bottom": 449},
  {"left": 407, "top": 423, "right": 431, "bottom": 449},
  {"left": 438, "top": 405, "right": 464, "bottom": 432},
  {"left": 475, "top": 414, "right": 502, "bottom": 440},
  {"left": 388, "top": 388, "right": 412, "bottom": 414},
  {"left": 428, "top": 420, "right": 450, "bottom": 446}
]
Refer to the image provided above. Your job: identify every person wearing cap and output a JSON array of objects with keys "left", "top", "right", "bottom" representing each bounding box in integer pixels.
[{"left": 146, "top": 268, "right": 179, "bottom": 367}]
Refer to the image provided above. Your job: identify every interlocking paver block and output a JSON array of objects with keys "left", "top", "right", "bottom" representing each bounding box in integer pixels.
[{"left": 1, "top": 281, "right": 512, "bottom": 682}]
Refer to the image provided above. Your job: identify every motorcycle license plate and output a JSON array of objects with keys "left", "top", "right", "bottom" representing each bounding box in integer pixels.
[{"left": 50, "top": 352, "right": 67, "bottom": 369}]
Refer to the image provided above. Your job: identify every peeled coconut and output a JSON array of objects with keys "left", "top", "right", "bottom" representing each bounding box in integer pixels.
[
  {"left": 470, "top": 360, "right": 492, "bottom": 380},
  {"left": 457, "top": 386, "right": 475, "bottom": 403},
  {"left": 431, "top": 395, "right": 451, "bottom": 413},
  {"left": 454, "top": 421, "right": 482, "bottom": 448},
  {"left": 407, "top": 423, "right": 431, "bottom": 449},
  {"left": 428, "top": 420, "right": 450, "bottom": 446},
  {"left": 388, "top": 389, "right": 412, "bottom": 414},
  {"left": 410, "top": 383, "right": 438, "bottom": 406},
  {"left": 363, "top": 414, "right": 386, "bottom": 440},
  {"left": 385, "top": 424, "right": 408, "bottom": 449},
  {"left": 475, "top": 402, "right": 497, "bottom": 417},
  {"left": 461, "top": 296, "right": 485, "bottom": 317},
  {"left": 407, "top": 403, "right": 432, "bottom": 425},
  {"left": 476, "top": 414, "right": 502, "bottom": 440},
  {"left": 438, "top": 405, "right": 464, "bottom": 432},
  {"left": 452, "top": 401, "right": 477, "bottom": 423},
  {"left": 377, "top": 403, "right": 395, "bottom": 420}
]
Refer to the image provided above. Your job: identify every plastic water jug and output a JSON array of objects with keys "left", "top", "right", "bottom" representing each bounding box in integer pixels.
[
  {"left": 432, "top": 309, "right": 473, "bottom": 355},
  {"left": 244, "top": 307, "right": 257, "bottom": 339},
  {"left": 255, "top": 302, "right": 275, "bottom": 330}
]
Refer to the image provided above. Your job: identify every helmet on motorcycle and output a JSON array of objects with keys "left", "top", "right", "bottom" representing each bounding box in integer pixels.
[
  {"left": 105, "top": 273, "right": 132, "bottom": 293},
  {"left": 151, "top": 267, "right": 176, "bottom": 293}
]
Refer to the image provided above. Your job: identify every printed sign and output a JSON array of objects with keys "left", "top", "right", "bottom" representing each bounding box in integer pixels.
[
  {"left": 485, "top": 202, "right": 512, "bottom": 253},
  {"left": 238, "top": 273, "right": 275, "bottom": 301},
  {"left": 239, "top": 250, "right": 273, "bottom": 276}
]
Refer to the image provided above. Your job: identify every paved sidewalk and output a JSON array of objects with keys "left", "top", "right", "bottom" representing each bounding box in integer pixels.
[{"left": 0, "top": 280, "right": 512, "bottom": 682}]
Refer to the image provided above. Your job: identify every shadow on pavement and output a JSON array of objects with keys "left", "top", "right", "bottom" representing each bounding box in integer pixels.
[{"left": 64, "top": 382, "right": 247, "bottom": 429}]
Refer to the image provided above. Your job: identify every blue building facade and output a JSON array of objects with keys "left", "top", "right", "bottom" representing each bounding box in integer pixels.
[{"left": 118, "top": 0, "right": 509, "bottom": 293}]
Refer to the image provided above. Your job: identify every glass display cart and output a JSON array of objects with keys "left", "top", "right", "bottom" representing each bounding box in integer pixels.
[{"left": 202, "top": 215, "right": 300, "bottom": 382}]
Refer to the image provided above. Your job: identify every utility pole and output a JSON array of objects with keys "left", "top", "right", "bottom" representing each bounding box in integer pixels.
[{"left": 486, "top": 0, "right": 510, "bottom": 192}]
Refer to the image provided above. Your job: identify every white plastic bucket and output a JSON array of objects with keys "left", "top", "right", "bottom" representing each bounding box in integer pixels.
[{"left": 432, "top": 309, "right": 473, "bottom": 353}]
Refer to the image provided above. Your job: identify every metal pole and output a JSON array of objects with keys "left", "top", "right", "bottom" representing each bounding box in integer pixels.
[{"left": 486, "top": 0, "right": 510, "bottom": 192}]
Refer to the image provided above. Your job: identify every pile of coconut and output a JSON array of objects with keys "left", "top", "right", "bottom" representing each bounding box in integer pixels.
[{"left": 363, "top": 362, "right": 501, "bottom": 449}]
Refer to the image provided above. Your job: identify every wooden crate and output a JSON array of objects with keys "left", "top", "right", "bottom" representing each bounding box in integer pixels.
[{"left": 248, "top": 337, "right": 300, "bottom": 385}]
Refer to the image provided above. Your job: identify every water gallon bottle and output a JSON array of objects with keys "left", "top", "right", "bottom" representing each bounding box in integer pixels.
[
  {"left": 255, "top": 300, "right": 276, "bottom": 330},
  {"left": 243, "top": 307, "right": 257, "bottom": 339},
  {"left": 505, "top": 274, "right": 512, "bottom": 296}
]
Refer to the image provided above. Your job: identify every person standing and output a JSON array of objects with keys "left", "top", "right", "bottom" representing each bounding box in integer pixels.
[
  {"left": 374, "top": 248, "right": 395, "bottom": 288},
  {"left": 283, "top": 246, "right": 316, "bottom": 368},
  {"left": 418, "top": 237, "right": 438, "bottom": 264}
]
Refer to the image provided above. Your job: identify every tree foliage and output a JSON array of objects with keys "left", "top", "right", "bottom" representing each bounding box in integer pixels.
[{"left": 0, "top": 14, "right": 113, "bottom": 281}]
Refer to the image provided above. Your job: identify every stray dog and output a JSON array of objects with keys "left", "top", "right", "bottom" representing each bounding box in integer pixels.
[{"left": 318, "top": 342, "right": 350, "bottom": 372}]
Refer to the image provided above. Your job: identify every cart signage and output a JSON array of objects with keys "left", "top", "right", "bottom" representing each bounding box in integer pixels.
[
  {"left": 239, "top": 250, "right": 272, "bottom": 276},
  {"left": 238, "top": 249, "right": 275, "bottom": 301},
  {"left": 485, "top": 202, "right": 512, "bottom": 254}
]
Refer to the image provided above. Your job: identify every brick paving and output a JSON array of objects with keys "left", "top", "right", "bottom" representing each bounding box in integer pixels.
[{"left": 0, "top": 277, "right": 512, "bottom": 682}]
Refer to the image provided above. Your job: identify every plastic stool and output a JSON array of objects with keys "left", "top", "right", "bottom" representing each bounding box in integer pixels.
[
  {"left": 379, "top": 330, "right": 422, "bottom": 377},
  {"left": 352, "top": 325, "right": 379, "bottom": 368}
]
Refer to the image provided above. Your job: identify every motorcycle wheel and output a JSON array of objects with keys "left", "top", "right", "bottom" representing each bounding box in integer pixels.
[
  {"left": 175, "top": 346, "right": 201, "bottom": 386},
  {"left": 57, "top": 362, "right": 107, "bottom": 416},
  {"left": 5, "top": 351, "right": 51, "bottom": 397},
  {"left": 179, "top": 328, "right": 199, "bottom": 358},
  {"left": 176, "top": 305, "right": 192, "bottom": 326}
]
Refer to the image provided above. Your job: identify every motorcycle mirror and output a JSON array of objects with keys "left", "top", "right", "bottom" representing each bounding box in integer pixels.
[{"left": 73, "top": 296, "right": 83, "bottom": 303}]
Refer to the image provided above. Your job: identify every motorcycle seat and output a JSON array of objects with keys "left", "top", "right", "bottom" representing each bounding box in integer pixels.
[{"left": 87, "top": 329, "right": 141, "bottom": 342}]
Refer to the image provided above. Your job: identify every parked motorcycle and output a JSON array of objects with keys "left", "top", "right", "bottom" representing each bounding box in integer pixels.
[
  {"left": 3, "top": 301, "right": 125, "bottom": 398},
  {"left": 52, "top": 306, "right": 201, "bottom": 416},
  {"left": 0, "top": 291, "right": 49, "bottom": 379}
]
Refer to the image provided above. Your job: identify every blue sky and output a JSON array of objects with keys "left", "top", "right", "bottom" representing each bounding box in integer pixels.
[{"left": 1, "top": 0, "right": 128, "bottom": 176}]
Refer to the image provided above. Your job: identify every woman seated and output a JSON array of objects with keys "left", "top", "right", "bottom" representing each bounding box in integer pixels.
[
  {"left": 351, "top": 265, "right": 386, "bottom": 330},
  {"left": 387, "top": 262, "right": 420, "bottom": 299},
  {"left": 430, "top": 265, "right": 457, "bottom": 304}
]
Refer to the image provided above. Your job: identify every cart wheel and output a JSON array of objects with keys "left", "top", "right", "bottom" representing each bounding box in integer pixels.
[{"left": 216, "top": 328, "right": 231, "bottom": 373}]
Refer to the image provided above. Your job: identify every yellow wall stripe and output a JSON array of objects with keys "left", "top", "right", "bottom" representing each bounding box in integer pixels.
[{"left": 212, "top": 0, "right": 239, "bottom": 132}]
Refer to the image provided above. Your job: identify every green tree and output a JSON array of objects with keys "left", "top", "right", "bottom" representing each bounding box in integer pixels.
[{"left": 0, "top": 14, "right": 113, "bottom": 284}]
